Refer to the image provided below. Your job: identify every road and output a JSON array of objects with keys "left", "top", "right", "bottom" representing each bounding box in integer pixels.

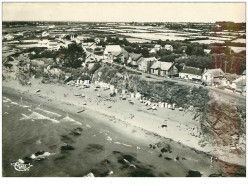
[
  {"left": 112, "top": 62, "right": 246, "bottom": 105},
  {"left": 86, "top": 50, "right": 246, "bottom": 106}
]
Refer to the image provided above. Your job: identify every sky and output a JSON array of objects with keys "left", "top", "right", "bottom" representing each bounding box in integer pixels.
[{"left": 2, "top": 2, "right": 246, "bottom": 23}]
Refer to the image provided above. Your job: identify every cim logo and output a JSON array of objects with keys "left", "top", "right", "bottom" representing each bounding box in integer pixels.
[{"left": 11, "top": 161, "right": 33, "bottom": 172}]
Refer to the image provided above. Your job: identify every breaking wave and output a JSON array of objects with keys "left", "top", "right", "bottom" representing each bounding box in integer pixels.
[
  {"left": 34, "top": 107, "right": 62, "bottom": 117},
  {"left": 60, "top": 115, "right": 82, "bottom": 126},
  {"left": 20, "top": 112, "right": 60, "bottom": 123},
  {"left": 114, "top": 142, "right": 132, "bottom": 147}
]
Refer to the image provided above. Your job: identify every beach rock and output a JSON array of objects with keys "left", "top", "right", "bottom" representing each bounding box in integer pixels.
[
  {"left": 158, "top": 154, "right": 162, "bottom": 158},
  {"left": 34, "top": 151, "right": 45, "bottom": 156},
  {"left": 161, "top": 144, "right": 171, "bottom": 153},
  {"left": 186, "top": 170, "right": 202, "bottom": 177},
  {"left": 60, "top": 144, "right": 75, "bottom": 151},
  {"left": 164, "top": 157, "right": 173, "bottom": 161},
  {"left": 31, "top": 151, "right": 53, "bottom": 160},
  {"left": 85, "top": 144, "right": 104, "bottom": 153},
  {"left": 71, "top": 127, "right": 83, "bottom": 136}
]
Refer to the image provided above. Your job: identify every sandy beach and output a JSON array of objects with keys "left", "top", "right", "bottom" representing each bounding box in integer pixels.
[{"left": 2, "top": 78, "right": 245, "bottom": 167}]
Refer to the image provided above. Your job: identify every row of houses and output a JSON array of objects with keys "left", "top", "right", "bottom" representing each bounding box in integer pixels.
[{"left": 101, "top": 44, "right": 246, "bottom": 96}]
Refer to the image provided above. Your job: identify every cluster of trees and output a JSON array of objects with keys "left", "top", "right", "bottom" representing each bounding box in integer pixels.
[
  {"left": 174, "top": 52, "right": 246, "bottom": 75},
  {"left": 56, "top": 43, "right": 86, "bottom": 68},
  {"left": 28, "top": 43, "right": 87, "bottom": 69}
]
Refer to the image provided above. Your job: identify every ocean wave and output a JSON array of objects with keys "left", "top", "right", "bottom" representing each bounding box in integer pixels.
[
  {"left": 19, "top": 105, "right": 31, "bottom": 108},
  {"left": 20, "top": 112, "right": 60, "bottom": 123},
  {"left": 34, "top": 107, "right": 62, "bottom": 117},
  {"left": 60, "top": 116, "right": 82, "bottom": 126},
  {"left": 3, "top": 97, "right": 11, "bottom": 102},
  {"left": 114, "top": 142, "right": 132, "bottom": 147},
  {"left": 10, "top": 101, "right": 18, "bottom": 105},
  {"left": 86, "top": 124, "right": 91, "bottom": 128}
]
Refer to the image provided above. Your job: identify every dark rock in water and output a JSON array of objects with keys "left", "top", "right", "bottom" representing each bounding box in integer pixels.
[
  {"left": 182, "top": 157, "right": 187, "bottom": 160},
  {"left": 164, "top": 157, "right": 173, "bottom": 161},
  {"left": 85, "top": 144, "right": 104, "bottom": 153},
  {"left": 186, "top": 170, "right": 202, "bottom": 177},
  {"left": 209, "top": 173, "right": 224, "bottom": 177},
  {"left": 152, "top": 145, "right": 156, "bottom": 149},
  {"left": 161, "top": 144, "right": 171, "bottom": 153},
  {"left": 129, "top": 168, "right": 155, "bottom": 177},
  {"left": 74, "top": 127, "right": 83, "bottom": 132},
  {"left": 176, "top": 156, "right": 180, "bottom": 161},
  {"left": 60, "top": 144, "right": 75, "bottom": 151},
  {"left": 101, "top": 159, "right": 111, "bottom": 165},
  {"left": 23, "top": 157, "right": 33, "bottom": 164},
  {"left": 158, "top": 154, "right": 162, "bottom": 157},
  {"left": 112, "top": 151, "right": 122, "bottom": 155},
  {"left": 71, "top": 130, "right": 81, "bottom": 136},
  {"left": 35, "top": 151, "right": 45, "bottom": 156},
  {"left": 149, "top": 144, "right": 152, "bottom": 148}
]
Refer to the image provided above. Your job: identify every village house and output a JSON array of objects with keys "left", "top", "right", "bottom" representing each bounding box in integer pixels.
[
  {"left": 154, "top": 44, "right": 162, "bottom": 51},
  {"left": 103, "top": 45, "right": 122, "bottom": 62},
  {"left": 222, "top": 73, "right": 239, "bottom": 88},
  {"left": 231, "top": 71, "right": 246, "bottom": 96},
  {"left": 114, "top": 48, "right": 129, "bottom": 64},
  {"left": 202, "top": 68, "right": 225, "bottom": 86},
  {"left": 150, "top": 61, "right": 173, "bottom": 76},
  {"left": 168, "top": 64, "right": 179, "bottom": 77},
  {"left": 127, "top": 53, "right": 143, "bottom": 67},
  {"left": 149, "top": 44, "right": 162, "bottom": 54},
  {"left": 179, "top": 65, "right": 202, "bottom": 80},
  {"left": 164, "top": 44, "right": 173, "bottom": 51},
  {"left": 138, "top": 57, "right": 157, "bottom": 73}
]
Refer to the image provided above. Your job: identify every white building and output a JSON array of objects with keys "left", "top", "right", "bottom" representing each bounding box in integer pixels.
[{"left": 164, "top": 44, "right": 173, "bottom": 51}]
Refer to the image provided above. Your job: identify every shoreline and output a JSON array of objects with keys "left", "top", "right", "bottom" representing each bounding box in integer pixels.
[{"left": 2, "top": 78, "right": 246, "bottom": 167}]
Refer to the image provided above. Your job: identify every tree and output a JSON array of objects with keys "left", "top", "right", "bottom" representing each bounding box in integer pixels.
[{"left": 58, "top": 43, "right": 86, "bottom": 69}]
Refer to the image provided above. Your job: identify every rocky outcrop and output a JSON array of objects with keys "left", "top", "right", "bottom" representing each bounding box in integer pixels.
[{"left": 201, "top": 101, "right": 246, "bottom": 153}]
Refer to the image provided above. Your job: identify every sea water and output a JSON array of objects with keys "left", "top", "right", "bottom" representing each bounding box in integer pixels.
[
  {"left": 2, "top": 92, "right": 166, "bottom": 177},
  {"left": 3, "top": 90, "right": 244, "bottom": 177}
]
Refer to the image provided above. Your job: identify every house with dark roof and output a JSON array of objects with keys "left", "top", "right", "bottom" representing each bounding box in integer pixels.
[
  {"left": 179, "top": 65, "right": 202, "bottom": 80},
  {"left": 202, "top": 68, "right": 225, "bottom": 86},
  {"left": 115, "top": 48, "right": 129, "bottom": 64},
  {"left": 168, "top": 64, "right": 179, "bottom": 77},
  {"left": 127, "top": 53, "right": 143, "bottom": 67},
  {"left": 150, "top": 61, "right": 173, "bottom": 76}
]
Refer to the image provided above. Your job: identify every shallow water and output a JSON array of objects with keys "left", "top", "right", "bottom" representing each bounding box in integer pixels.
[{"left": 2, "top": 90, "right": 245, "bottom": 177}]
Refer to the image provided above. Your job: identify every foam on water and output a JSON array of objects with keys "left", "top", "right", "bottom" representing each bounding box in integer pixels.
[
  {"left": 60, "top": 115, "right": 82, "bottom": 126},
  {"left": 20, "top": 112, "right": 60, "bottom": 123},
  {"left": 19, "top": 105, "right": 31, "bottom": 108},
  {"left": 34, "top": 107, "right": 62, "bottom": 117},
  {"left": 114, "top": 142, "right": 132, "bottom": 147}
]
